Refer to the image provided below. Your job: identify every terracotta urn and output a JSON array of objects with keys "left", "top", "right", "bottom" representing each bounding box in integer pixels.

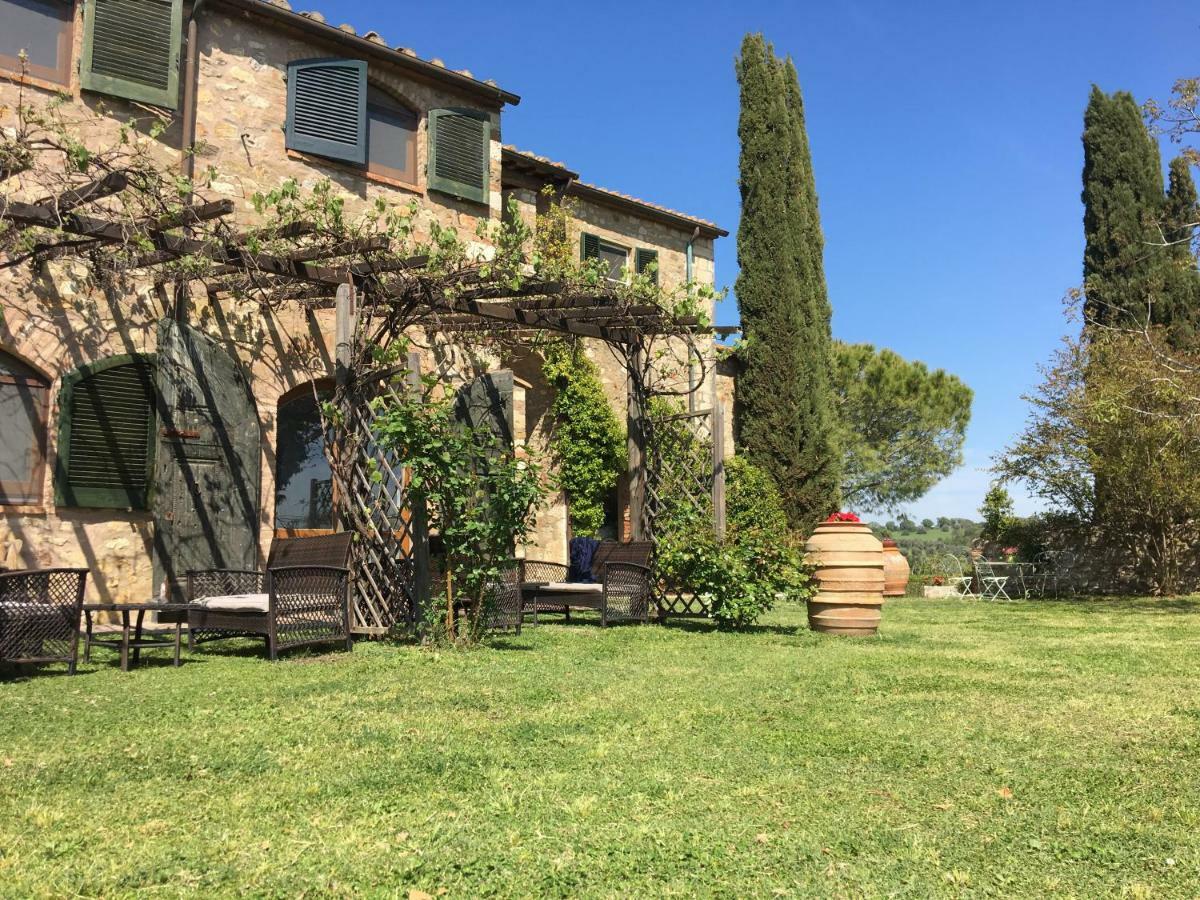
[
  {"left": 805, "top": 521, "right": 885, "bottom": 636},
  {"left": 881, "top": 539, "right": 910, "bottom": 597}
]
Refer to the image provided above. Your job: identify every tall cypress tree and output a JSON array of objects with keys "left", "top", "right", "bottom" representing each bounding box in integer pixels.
[
  {"left": 1080, "top": 87, "right": 1167, "bottom": 332},
  {"left": 734, "top": 35, "right": 840, "bottom": 527},
  {"left": 1161, "top": 156, "right": 1200, "bottom": 347}
]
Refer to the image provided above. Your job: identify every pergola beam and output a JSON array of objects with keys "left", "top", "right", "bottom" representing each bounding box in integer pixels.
[{"left": 43, "top": 171, "right": 129, "bottom": 212}]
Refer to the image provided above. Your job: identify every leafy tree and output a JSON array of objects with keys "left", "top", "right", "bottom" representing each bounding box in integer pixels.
[
  {"left": 373, "top": 364, "right": 547, "bottom": 642},
  {"left": 996, "top": 331, "right": 1200, "bottom": 593},
  {"left": 734, "top": 34, "right": 840, "bottom": 529},
  {"left": 541, "top": 340, "right": 626, "bottom": 537},
  {"left": 979, "top": 483, "right": 1016, "bottom": 542},
  {"left": 830, "top": 342, "right": 972, "bottom": 512}
]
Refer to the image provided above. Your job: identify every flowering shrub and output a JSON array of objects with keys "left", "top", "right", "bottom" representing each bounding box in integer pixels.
[{"left": 825, "top": 511, "right": 861, "bottom": 523}]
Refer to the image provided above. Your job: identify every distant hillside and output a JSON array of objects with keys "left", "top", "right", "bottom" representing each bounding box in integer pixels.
[{"left": 865, "top": 517, "right": 982, "bottom": 576}]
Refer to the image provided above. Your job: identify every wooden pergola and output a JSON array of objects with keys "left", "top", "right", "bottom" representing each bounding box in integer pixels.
[{"left": 2, "top": 178, "right": 733, "bottom": 630}]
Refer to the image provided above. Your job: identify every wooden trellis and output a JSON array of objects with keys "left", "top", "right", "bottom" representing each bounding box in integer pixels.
[
  {"left": 333, "top": 358, "right": 424, "bottom": 635},
  {"left": 643, "top": 402, "right": 725, "bottom": 618}
]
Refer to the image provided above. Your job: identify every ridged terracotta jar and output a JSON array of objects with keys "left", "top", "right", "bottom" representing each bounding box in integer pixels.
[
  {"left": 881, "top": 539, "right": 910, "bottom": 597},
  {"left": 805, "top": 521, "right": 885, "bottom": 636}
]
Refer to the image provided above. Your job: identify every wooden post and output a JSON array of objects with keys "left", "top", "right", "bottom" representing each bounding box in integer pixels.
[
  {"left": 334, "top": 283, "right": 354, "bottom": 387},
  {"left": 333, "top": 283, "right": 355, "bottom": 537},
  {"left": 406, "top": 350, "right": 433, "bottom": 627},
  {"left": 626, "top": 348, "right": 646, "bottom": 541},
  {"left": 712, "top": 370, "right": 726, "bottom": 541}
]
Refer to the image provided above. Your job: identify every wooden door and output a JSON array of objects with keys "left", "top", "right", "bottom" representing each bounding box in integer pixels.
[{"left": 152, "top": 320, "right": 260, "bottom": 601}]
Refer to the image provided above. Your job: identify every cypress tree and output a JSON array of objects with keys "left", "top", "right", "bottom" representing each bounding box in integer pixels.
[
  {"left": 734, "top": 35, "right": 840, "bottom": 528},
  {"left": 1161, "top": 156, "right": 1200, "bottom": 347},
  {"left": 1080, "top": 87, "right": 1166, "bottom": 332}
]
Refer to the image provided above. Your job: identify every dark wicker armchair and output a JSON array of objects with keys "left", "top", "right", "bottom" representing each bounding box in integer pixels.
[
  {"left": 520, "top": 541, "right": 655, "bottom": 626},
  {"left": 187, "top": 533, "right": 352, "bottom": 660},
  {"left": 0, "top": 568, "right": 88, "bottom": 674},
  {"left": 600, "top": 562, "right": 654, "bottom": 625}
]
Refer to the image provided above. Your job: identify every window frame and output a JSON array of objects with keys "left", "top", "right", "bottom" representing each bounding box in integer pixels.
[
  {"left": 273, "top": 380, "right": 337, "bottom": 537},
  {"left": 0, "top": 0, "right": 75, "bottom": 89},
  {"left": 365, "top": 85, "right": 419, "bottom": 189},
  {"left": 0, "top": 350, "right": 50, "bottom": 506}
]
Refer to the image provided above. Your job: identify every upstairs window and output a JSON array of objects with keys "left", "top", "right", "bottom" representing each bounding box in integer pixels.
[
  {"left": 55, "top": 355, "right": 157, "bottom": 510},
  {"left": 81, "top": 0, "right": 182, "bottom": 108},
  {"left": 0, "top": 350, "right": 49, "bottom": 505},
  {"left": 367, "top": 86, "right": 418, "bottom": 186},
  {"left": 0, "top": 0, "right": 74, "bottom": 87},
  {"left": 581, "top": 233, "right": 629, "bottom": 282}
]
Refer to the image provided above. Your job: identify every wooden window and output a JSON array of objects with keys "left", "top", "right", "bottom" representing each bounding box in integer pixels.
[
  {"left": 55, "top": 354, "right": 157, "bottom": 509},
  {"left": 635, "top": 248, "right": 659, "bottom": 285},
  {"left": 581, "top": 232, "right": 629, "bottom": 282},
  {"left": 366, "top": 86, "right": 418, "bottom": 186},
  {"left": 80, "top": 0, "right": 182, "bottom": 108},
  {"left": 0, "top": 351, "right": 50, "bottom": 505},
  {"left": 428, "top": 107, "right": 490, "bottom": 205},
  {"left": 274, "top": 384, "right": 334, "bottom": 534},
  {"left": 286, "top": 58, "right": 368, "bottom": 165},
  {"left": 0, "top": 0, "right": 74, "bottom": 88}
]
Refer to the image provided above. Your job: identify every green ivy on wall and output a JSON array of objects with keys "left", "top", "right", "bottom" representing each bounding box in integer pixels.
[{"left": 541, "top": 340, "right": 626, "bottom": 537}]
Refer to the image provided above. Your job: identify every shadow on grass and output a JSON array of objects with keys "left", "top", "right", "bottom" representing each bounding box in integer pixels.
[{"left": 1030, "top": 596, "right": 1200, "bottom": 615}]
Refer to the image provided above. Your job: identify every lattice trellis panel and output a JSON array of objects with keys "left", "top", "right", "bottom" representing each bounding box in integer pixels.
[
  {"left": 644, "top": 407, "right": 716, "bottom": 618},
  {"left": 337, "top": 372, "right": 418, "bottom": 635}
]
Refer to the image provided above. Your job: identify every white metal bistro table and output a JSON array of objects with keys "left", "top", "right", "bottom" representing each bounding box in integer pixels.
[{"left": 983, "top": 562, "right": 1038, "bottom": 599}]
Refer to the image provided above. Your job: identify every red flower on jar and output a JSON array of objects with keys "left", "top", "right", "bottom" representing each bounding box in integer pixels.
[{"left": 825, "top": 512, "right": 861, "bottom": 523}]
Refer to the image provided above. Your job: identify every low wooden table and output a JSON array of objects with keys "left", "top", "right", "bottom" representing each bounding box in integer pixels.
[
  {"left": 521, "top": 581, "right": 604, "bottom": 624},
  {"left": 82, "top": 602, "right": 191, "bottom": 671}
]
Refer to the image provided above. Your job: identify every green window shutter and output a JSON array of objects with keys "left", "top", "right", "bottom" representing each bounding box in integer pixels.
[
  {"left": 581, "top": 232, "right": 600, "bottom": 261},
  {"left": 80, "top": 0, "right": 182, "bottom": 109},
  {"left": 55, "top": 356, "right": 157, "bottom": 510},
  {"left": 635, "top": 248, "right": 659, "bottom": 285},
  {"left": 286, "top": 58, "right": 368, "bottom": 165},
  {"left": 428, "top": 108, "right": 490, "bottom": 205}
]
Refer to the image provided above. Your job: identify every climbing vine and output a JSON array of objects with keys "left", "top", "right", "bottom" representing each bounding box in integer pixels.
[{"left": 542, "top": 340, "right": 626, "bottom": 536}]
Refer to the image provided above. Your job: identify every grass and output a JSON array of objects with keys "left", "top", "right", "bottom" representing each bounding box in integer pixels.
[{"left": 3, "top": 598, "right": 1200, "bottom": 897}]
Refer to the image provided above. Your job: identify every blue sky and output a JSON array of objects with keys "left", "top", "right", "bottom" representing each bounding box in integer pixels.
[{"left": 314, "top": 0, "right": 1196, "bottom": 519}]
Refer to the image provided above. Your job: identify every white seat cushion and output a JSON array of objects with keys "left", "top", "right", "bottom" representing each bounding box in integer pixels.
[
  {"left": 539, "top": 582, "right": 602, "bottom": 594},
  {"left": 195, "top": 593, "right": 270, "bottom": 613}
]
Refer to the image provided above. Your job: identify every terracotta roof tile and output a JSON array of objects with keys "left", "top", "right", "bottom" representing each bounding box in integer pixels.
[
  {"left": 502, "top": 146, "right": 726, "bottom": 236},
  {"left": 236, "top": 1, "right": 516, "bottom": 103}
]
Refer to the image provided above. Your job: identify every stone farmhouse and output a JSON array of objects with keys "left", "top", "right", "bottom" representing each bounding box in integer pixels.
[{"left": 0, "top": 0, "right": 729, "bottom": 612}]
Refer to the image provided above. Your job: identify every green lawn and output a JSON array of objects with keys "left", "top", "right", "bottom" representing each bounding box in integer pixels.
[{"left": 3, "top": 599, "right": 1199, "bottom": 898}]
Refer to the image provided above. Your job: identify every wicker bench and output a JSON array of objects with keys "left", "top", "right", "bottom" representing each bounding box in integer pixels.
[
  {"left": 522, "top": 541, "right": 654, "bottom": 626},
  {"left": 187, "top": 533, "right": 352, "bottom": 660},
  {"left": 0, "top": 568, "right": 88, "bottom": 674}
]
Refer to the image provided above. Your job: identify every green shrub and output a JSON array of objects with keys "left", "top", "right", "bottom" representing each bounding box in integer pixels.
[{"left": 655, "top": 451, "right": 813, "bottom": 631}]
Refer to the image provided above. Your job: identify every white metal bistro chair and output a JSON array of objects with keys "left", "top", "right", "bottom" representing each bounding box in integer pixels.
[
  {"left": 973, "top": 559, "right": 1011, "bottom": 601},
  {"left": 939, "top": 554, "right": 975, "bottom": 598}
]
